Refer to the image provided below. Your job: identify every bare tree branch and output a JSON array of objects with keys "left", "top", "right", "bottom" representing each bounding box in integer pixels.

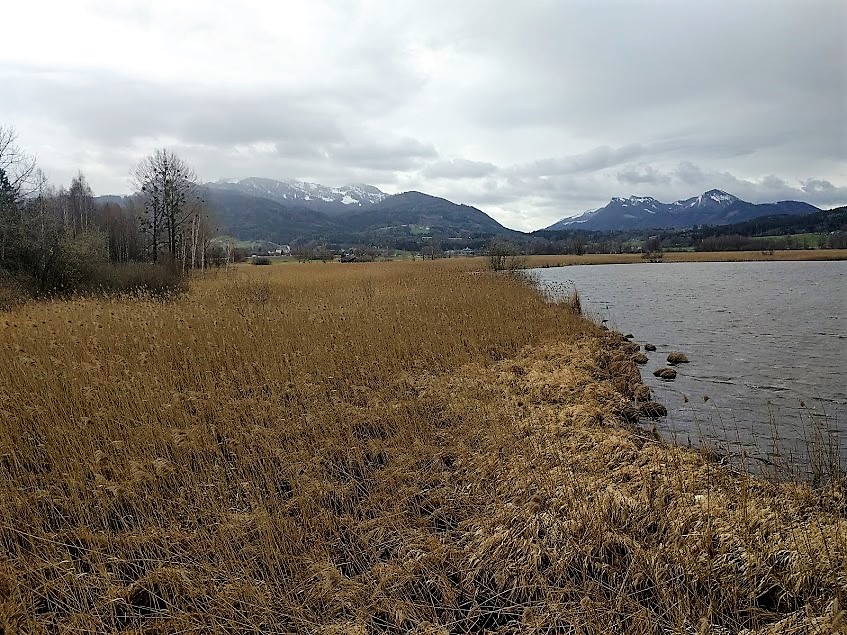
[{"left": 0, "top": 125, "right": 37, "bottom": 200}]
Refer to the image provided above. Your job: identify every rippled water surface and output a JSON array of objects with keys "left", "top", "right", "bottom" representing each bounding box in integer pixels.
[{"left": 531, "top": 261, "right": 846, "bottom": 470}]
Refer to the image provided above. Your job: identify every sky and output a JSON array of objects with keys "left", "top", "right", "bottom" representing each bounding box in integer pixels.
[{"left": 1, "top": 0, "right": 845, "bottom": 231}]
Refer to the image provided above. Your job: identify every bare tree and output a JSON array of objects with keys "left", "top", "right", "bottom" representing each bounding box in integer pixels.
[
  {"left": 67, "top": 172, "right": 95, "bottom": 236},
  {"left": 0, "top": 127, "right": 40, "bottom": 263},
  {"left": 487, "top": 240, "right": 526, "bottom": 271},
  {"left": 133, "top": 149, "right": 199, "bottom": 263},
  {"left": 184, "top": 195, "right": 213, "bottom": 272},
  {"left": 0, "top": 126, "right": 37, "bottom": 201}
]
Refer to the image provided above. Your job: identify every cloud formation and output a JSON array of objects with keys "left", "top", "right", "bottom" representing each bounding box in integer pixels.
[{"left": 1, "top": 0, "right": 844, "bottom": 230}]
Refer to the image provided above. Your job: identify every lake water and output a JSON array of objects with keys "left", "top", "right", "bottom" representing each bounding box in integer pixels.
[{"left": 530, "top": 261, "right": 846, "bottom": 475}]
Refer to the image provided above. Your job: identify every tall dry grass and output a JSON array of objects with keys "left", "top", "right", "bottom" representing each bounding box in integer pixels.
[{"left": 0, "top": 261, "right": 843, "bottom": 633}]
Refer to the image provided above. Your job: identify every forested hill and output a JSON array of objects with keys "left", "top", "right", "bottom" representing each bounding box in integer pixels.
[
  {"left": 690, "top": 205, "right": 846, "bottom": 237},
  {"left": 532, "top": 205, "right": 847, "bottom": 253},
  {"left": 200, "top": 188, "right": 519, "bottom": 244}
]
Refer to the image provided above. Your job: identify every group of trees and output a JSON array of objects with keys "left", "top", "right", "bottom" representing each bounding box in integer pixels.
[
  {"left": 133, "top": 149, "right": 213, "bottom": 269},
  {"left": 0, "top": 125, "right": 216, "bottom": 299},
  {"left": 487, "top": 240, "right": 527, "bottom": 271},
  {"left": 695, "top": 232, "right": 846, "bottom": 252},
  {"left": 532, "top": 208, "right": 847, "bottom": 255}
]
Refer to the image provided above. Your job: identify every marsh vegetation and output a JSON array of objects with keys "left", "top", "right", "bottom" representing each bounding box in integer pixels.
[{"left": 0, "top": 261, "right": 844, "bottom": 633}]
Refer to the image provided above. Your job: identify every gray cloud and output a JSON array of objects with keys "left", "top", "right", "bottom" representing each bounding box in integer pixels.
[
  {"left": 0, "top": 0, "right": 844, "bottom": 232},
  {"left": 422, "top": 159, "right": 497, "bottom": 179},
  {"left": 2, "top": 68, "right": 348, "bottom": 148},
  {"left": 328, "top": 136, "right": 438, "bottom": 170},
  {"left": 665, "top": 164, "right": 847, "bottom": 207},
  {"left": 617, "top": 165, "right": 672, "bottom": 186},
  {"left": 511, "top": 144, "right": 660, "bottom": 178}
]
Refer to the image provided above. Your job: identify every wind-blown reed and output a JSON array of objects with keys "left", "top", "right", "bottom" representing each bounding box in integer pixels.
[{"left": 0, "top": 261, "right": 843, "bottom": 633}]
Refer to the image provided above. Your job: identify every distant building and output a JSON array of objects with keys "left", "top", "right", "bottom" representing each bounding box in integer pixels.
[{"left": 445, "top": 247, "right": 476, "bottom": 257}]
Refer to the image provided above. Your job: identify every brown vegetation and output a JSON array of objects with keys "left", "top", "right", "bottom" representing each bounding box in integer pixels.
[
  {"left": 653, "top": 367, "right": 679, "bottom": 381},
  {"left": 0, "top": 261, "right": 844, "bottom": 633},
  {"left": 667, "top": 351, "right": 690, "bottom": 365},
  {"left": 633, "top": 384, "right": 652, "bottom": 402}
]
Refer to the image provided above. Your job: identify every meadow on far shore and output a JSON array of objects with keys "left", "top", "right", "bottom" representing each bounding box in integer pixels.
[
  {"left": 257, "top": 248, "right": 847, "bottom": 270},
  {"left": 522, "top": 248, "right": 847, "bottom": 268}
]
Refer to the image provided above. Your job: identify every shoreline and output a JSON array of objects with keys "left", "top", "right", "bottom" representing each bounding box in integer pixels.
[
  {"left": 521, "top": 248, "right": 847, "bottom": 268},
  {"left": 413, "top": 326, "right": 846, "bottom": 632}
]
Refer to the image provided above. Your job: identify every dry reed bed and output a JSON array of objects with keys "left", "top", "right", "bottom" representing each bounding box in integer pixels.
[{"left": 0, "top": 262, "right": 843, "bottom": 633}]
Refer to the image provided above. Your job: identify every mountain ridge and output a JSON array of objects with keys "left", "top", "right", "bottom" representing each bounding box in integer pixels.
[
  {"left": 546, "top": 189, "right": 821, "bottom": 231},
  {"left": 206, "top": 177, "right": 389, "bottom": 216},
  {"left": 96, "top": 179, "right": 831, "bottom": 244},
  {"left": 197, "top": 187, "right": 517, "bottom": 244}
]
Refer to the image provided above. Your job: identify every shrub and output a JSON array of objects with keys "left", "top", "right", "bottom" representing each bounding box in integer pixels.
[
  {"left": 487, "top": 241, "right": 526, "bottom": 271},
  {"left": 52, "top": 230, "right": 111, "bottom": 290},
  {"left": 251, "top": 256, "right": 272, "bottom": 265},
  {"left": 0, "top": 270, "right": 28, "bottom": 311},
  {"left": 84, "top": 262, "right": 187, "bottom": 297},
  {"left": 827, "top": 230, "right": 847, "bottom": 249},
  {"left": 643, "top": 236, "right": 662, "bottom": 253}
]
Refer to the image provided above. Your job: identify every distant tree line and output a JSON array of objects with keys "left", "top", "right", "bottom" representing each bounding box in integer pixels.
[
  {"left": 531, "top": 206, "right": 847, "bottom": 255},
  {"left": 0, "top": 125, "right": 217, "bottom": 305}
]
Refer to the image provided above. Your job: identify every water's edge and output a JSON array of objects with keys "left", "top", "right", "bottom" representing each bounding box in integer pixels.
[{"left": 529, "top": 260, "right": 846, "bottom": 477}]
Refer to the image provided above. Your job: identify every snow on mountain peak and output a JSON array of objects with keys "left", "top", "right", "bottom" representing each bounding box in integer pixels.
[
  {"left": 612, "top": 195, "right": 657, "bottom": 205},
  {"left": 208, "top": 177, "right": 389, "bottom": 208},
  {"left": 704, "top": 189, "right": 737, "bottom": 204},
  {"left": 676, "top": 189, "right": 739, "bottom": 208}
]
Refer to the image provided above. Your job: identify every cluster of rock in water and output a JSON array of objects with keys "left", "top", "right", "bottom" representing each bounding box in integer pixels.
[
  {"left": 653, "top": 351, "right": 689, "bottom": 381},
  {"left": 617, "top": 332, "right": 690, "bottom": 422}
]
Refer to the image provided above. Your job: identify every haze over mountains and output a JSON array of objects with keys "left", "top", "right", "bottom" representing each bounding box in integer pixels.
[
  {"left": 99, "top": 178, "right": 831, "bottom": 245},
  {"left": 545, "top": 189, "right": 820, "bottom": 231}
]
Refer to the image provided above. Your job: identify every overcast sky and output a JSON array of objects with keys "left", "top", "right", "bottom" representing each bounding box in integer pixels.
[{"left": 2, "top": 0, "right": 845, "bottom": 230}]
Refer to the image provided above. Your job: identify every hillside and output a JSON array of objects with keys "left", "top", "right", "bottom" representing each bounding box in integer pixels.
[
  {"left": 200, "top": 187, "right": 518, "bottom": 245},
  {"left": 202, "top": 188, "right": 342, "bottom": 243},
  {"left": 344, "top": 191, "right": 515, "bottom": 236},
  {"left": 547, "top": 189, "right": 821, "bottom": 231},
  {"left": 698, "top": 205, "right": 847, "bottom": 237}
]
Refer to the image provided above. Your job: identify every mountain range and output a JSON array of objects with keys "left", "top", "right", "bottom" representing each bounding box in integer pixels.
[
  {"left": 200, "top": 180, "right": 516, "bottom": 244},
  {"left": 97, "top": 178, "right": 829, "bottom": 245},
  {"left": 545, "top": 189, "right": 820, "bottom": 231}
]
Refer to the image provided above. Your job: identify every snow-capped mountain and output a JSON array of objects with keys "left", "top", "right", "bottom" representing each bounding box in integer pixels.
[
  {"left": 197, "top": 187, "right": 516, "bottom": 244},
  {"left": 206, "top": 177, "right": 389, "bottom": 216},
  {"left": 669, "top": 189, "right": 739, "bottom": 214},
  {"left": 544, "top": 190, "right": 820, "bottom": 231}
]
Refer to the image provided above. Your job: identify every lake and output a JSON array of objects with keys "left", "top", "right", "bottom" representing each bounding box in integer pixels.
[{"left": 530, "top": 260, "right": 846, "bottom": 476}]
